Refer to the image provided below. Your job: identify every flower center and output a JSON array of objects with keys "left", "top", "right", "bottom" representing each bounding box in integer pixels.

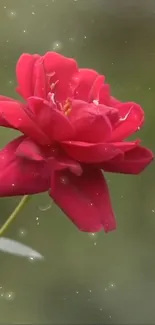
[{"left": 63, "top": 99, "right": 72, "bottom": 116}]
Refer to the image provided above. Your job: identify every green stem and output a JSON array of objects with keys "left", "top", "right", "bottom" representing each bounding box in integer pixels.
[{"left": 0, "top": 195, "right": 30, "bottom": 236}]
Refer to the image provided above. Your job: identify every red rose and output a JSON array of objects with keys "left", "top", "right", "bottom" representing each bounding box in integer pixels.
[{"left": 0, "top": 52, "right": 153, "bottom": 232}]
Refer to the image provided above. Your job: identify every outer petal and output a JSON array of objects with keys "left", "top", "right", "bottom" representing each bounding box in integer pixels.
[
  {"left": 0, "top": 96, "right": 17, "bottom": 128},
  {"left": 28, "top": 97, "right": 75, "bottom": 141},
  {"left": 99, "top": 84, "right": 111, "bottom": 106},
  {"left": 69, "top": 100, "right": 112, "bottom": 142},
  {"left": 74, "top": 69, "right": 100, "bottom": 101},
  {"left": 50, "top": 168, "right": 116, "bottom": 232},
  {"left": 0, "top": 136, "right": 50, "bottom": 196},
  {"left": 43, "top": 52, "right": 78, "bottom": 102},
  {"left": 101, "top": 146, "right": 154, "bottom": 174},
  {"left": 109, "top": 102, "right": 144, "bottom": 141},
  {"left": 88, "top": 75, "right": 104, "bottom": 103},
  {"left": 16, "top": 53, "right": 41, "bottom": 99},
  {"left": 0, "top": 100, "right": 50, "bottom": 145},
  {"left": 61, "top": 140, "right": 139, "bottom": 163}
]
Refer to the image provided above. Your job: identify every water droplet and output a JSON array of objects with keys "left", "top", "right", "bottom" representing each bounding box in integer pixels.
[
  {"left": 32, "top": 11, "right": 35, "bottom": 15},
  {"left": 51, "top": 40, "right": 63, "bottom": 52},
  {"left": 5, "top": 291, "right": 15, "bottom": 300},
  {"left": 89, "top": 289, "right": 92, "bottom": 293},
  {"left": 0, "top": 293, "right": 4, "bottom": 298},
  {"left": 100, "top": 308, "right": 103, "bottom": 311},
  {"left": 18, "top": 118, "right": 22, "bottom": 122},
  {"left": 109, "top": 315, "right": 112, "bottom": 319},
  {"left": 38, "top": 204, "right": 51, "bottom": 212},
  {"left": 137, "top": 126, "right": 140, "bottom": 130},
  {"left": 76, "top": 291, "right": 79, "bottom": 294},
  {"left": 69, "top": 37, "right": 75, "bottom": 42},
  {"left": 90, "top": 202, "right": 93, "bottom": 206},
  {"left": 93, "top": 99, "right": 99, "bottom": 105},
  {"left": 7, "top": 10, "right": 17, "bottom": 18},
  {"left": 19, "top": 228, "right": 27, "bottom": 237},
  {"left": 109, "top": 282, "right": 115, "bottom": 288},
  {"left": 12, "top": 183, "right": 15, "bottom": 187},
  {"left": 60, "top": 176, "right": 69, "bottom": 185},
  {"left": 28, "top": 256, "right": 35, "bottom": 262},
  {"left": 94, "top": 242, "right": 97, "bottom": 246},
  {"left": 152, "top": 209, "right": 155, "bottom": 213}
]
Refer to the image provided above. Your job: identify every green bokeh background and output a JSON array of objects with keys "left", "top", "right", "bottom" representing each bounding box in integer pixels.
[{"left": 0, "top": 0, "right": 155, "bottom": 323}]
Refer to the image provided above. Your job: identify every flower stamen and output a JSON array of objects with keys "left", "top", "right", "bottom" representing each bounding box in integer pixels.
[{"left": 63, "top": 99, "right": 72, "bottom": 116}]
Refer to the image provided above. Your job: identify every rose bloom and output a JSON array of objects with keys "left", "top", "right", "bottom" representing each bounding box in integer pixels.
[{"left": 0, "top": 52, "right": 153, "bottom": 232}]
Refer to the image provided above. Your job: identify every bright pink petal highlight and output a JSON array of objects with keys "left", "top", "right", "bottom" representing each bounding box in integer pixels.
[{"left": 50, "top": 168, "right": 116, "bottom": 232}]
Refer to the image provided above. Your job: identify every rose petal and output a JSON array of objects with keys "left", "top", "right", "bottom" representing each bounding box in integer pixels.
[
  {"left": 0, "top": 100, "right": 50, "bottom": 145},
  {"left": 0, "top": 136, "right": 50, "bottom": 196},
  {"left": 99, "top": 84, "right": 111, "bottom": 106},
  {"left": 62, "top": 139, "right": 139, "bottom": 164},
  {"left": 88, "top": 75, "right": 104, "bottom": 102},
  {"left": 43, "top": 52, "right": 78, "bottom": 102},
  {"left": 16, "top": 137, "right": 46, "bottom": 161},
  {"left": 16, "top": 53, "right": 40, "bottom": 99},
  {"left": 109, "top": 102, "right": 144, "bottom": 141},
  {"left": 50, "top": 153, "right": 83, "bottom": 176},
  {"left": 74, "top": 69, "right": 100, "bottom": 101},
  {"left": 69, "top": 100, "right": 112, "bottom": 142},
  {"left": 61, "top": 141, "right": 121, "bottom": 163},
  {"left": 101, "top": 146, "right": 154, "bottom": 174},
  {"left": 0, "top": 96, "right": 17, "bottom": 128},
  {"left": 50, "top": 168, "right": 116, "bottom": 232},
  {"left": 28, "top": 97, "right": 75, "bottom": 141},
  {"left": 33, "top": 58, "right": 47, "bottom": 98}
]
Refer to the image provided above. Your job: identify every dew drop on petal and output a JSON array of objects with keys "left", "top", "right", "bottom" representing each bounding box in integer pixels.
[
  {"left": 12, "top": 183, "right": 15, "bottom": 187},
  {"left": 60, "top": 176, "right": 69, "bottom": 185}
]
